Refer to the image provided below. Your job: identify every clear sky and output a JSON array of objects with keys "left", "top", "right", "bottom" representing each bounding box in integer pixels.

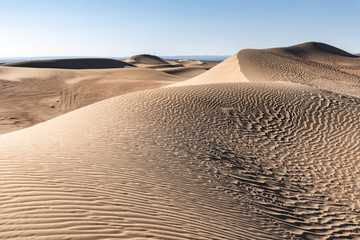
[{"left": 0, "top": 0, "right": 359, "bottom": 57}]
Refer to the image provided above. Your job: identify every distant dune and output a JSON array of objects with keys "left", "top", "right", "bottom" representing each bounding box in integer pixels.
[
  {"left": 0, "top": 54, "right": 216, "bottom": 134},
  {"left": 1, "top": 42, "right": 360, "bottom": 239},
  {"left": 4, "top": 58, "right": 135, "bottom": 69},
  {"left": 171, "top": 42, "right": 360, "bottom": 97},
  {"left": 0, "top": 65, "right": 184, "bottom": 134},
  {"left": 126, "top": 54, "right": 170, "bottom": 65}
]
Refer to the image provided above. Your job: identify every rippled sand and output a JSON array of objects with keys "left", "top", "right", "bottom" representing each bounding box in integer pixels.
[{"left": 0, "top": 42, "right": 360, "bottom": 239}]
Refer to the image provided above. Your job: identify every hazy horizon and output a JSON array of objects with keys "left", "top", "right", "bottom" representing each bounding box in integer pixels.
[{"left": 0, "top": 0, "right": 359, "bottom": 57}]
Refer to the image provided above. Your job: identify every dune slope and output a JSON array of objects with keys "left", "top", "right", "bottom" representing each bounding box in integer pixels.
[
  {"left": 1, "top": 82, "right": 360, "bottom": 239},
  {"left": 172, "top": 42, "right": 360, "bottom": 97},
  {"left": 238, "top": 42, "right": 360, "bottom": 97},
  {"left": 4, "top": 58, "right": 135, "bottom": 69},
  {"left": 169, "top": 54, "right": 248, "bottom": 87},
  {"left": 0, "top": 66, "right": 184, "bottom": 134}
]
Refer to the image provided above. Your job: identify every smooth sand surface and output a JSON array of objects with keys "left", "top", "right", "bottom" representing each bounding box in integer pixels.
[
  {"left": 1, "top": 42, "right": 360, "bottom": 239},
  {"left": 4, "top": 58, "right": 135, "bottom": 69},
  {"left": 169, "top": 54, "right": 249, "bottom": 87}
]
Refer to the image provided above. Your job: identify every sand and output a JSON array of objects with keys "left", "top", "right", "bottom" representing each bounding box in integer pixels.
[
  {"left": 1, "top": 42, "right": 360, "bottom": 239},
  {"left": 0, "top": 57, "right": 213, "bottom": 134},
  {"left": 4, "top": 58, "right": 135, "bottom": 69},
  {"left": 171, "top": 42, "right": 360, "bottom": 97}
]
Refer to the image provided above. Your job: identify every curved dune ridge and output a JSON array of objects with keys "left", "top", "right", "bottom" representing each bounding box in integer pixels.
[
  {"left": 161, "top": 66, "right": 209, "bottom": 78},
  {"left": 238, "top": 42, "right": 360, "bottom": 97},
  {"left": 1, "top": 82, "right": 360, "bottom": 239},
  {"left": 0, "top": 66, "right": 184, "bottom": 134},
  {"left": 4, "top": 58, "right": 135, "bottom": 69},
  {"left": 169, "top": 54, "right": 249, "bottom": 87},
  {"left": 126, "top": 54, "right": 170, "bottom": 65},
  {"left": 1, "top": 42, "right": 360, "bottom": 239},
  {"left": 172, "top": 42, "right": 360, "bottom": 97}
]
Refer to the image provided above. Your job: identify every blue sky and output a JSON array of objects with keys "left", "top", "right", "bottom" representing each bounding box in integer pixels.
[{"left": 0, "top": 0, "right": 359, "bottom": 57}]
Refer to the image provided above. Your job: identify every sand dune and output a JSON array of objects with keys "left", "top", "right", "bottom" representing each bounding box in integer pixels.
[
  {"left": 4, "top": 58, "right": 135, "bottom": 69},
  {"left": 238, "top": 42, "right": 360, "bottom": 97},
  {"left": 126, "top": 54, "right": 170, "bottom": 65},
  {"left": 1, "top": 42, "right": 360, "bottom": 239},
  {"left": 172, "top": 42, "right": 360, "bottom": 97},
  {"left": 0, "top": 66, "right": 184, "bottom": 134},
  {"left": 160, "top": 66, "right": 209, "bottom": 78},
  {"left": 0, "top": 55, "right": 217, "bottom": 134},
  {"left": 169, "top": 54, "right": 249, "bottom": 87},
  {"left": 177, "top": 59, "right": 206, "bottom": 65},
  {"left": 1, "top": 82, "right": 360, "bottom": 239}
]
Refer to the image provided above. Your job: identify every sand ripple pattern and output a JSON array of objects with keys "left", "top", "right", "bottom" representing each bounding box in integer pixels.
[{"left": 0, "top": 82, "right": 360, "bottom": 239}]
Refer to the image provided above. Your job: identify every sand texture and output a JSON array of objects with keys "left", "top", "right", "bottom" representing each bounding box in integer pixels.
[
  {"left": 0, "top": 57, "right": 213, "bottom": 134},
  {"left": 1, "top": 42, "right": 360, "bottom": 239}
]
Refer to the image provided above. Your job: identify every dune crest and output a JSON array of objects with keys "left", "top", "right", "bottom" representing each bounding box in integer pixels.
[
  {"left": 238, "top": 42, "right": 360, "bottom": 96},
  {"left": 4, "top": 58, "right": 135, "bottom": 69},
  {"left": 126, "top": 54, "right": 170, "bottom": 65},
  {"left": 0, "top": 66, "right": 184, "bottom": 134},
  {"left": 169, "top": 42, "right": 360, "bottom": 97},
  {"left": 168, "top": 54, "right": 249, "bottom": 87},
  {"left": 1, "top": 42, "right": 360, "bottom": 239},
  {"left": 1, "top": 82, "right": 360, "bottom": 238}
]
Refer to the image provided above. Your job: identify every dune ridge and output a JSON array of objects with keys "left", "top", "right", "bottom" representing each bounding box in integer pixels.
[
  {"left": 1, "top": 42, "right": 360, "bottom": 239},
  {"left": 4, "top": 58, "right": 135, "bottom": 69},
  {"left": 238, "top": 42, "right": 360, "bottom": 97},
  {"left": 173, "top": 42, "right": 360, "bottom": 97},
  {"left": 1, "top": 82, "right": 360, "bottom": 238},
  {"left": 0, "top": 66, "right": 184, "bottom": 134},
  {"left": 169, "top": 54, "right": 249, "bottom": 87}
]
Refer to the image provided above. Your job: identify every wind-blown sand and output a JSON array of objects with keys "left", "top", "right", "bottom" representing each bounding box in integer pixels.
[
  {"left": 1, "top": 42, "right": 360, "bottom": 239},
  {"left": 0, "top": 57, "right": 215, "bottom": 134}
]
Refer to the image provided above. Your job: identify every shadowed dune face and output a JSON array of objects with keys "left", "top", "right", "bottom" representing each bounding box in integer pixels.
[
  {"left": 126, "top": 54, "right": 169, "bottom": 65},
  {"left": 1, "top": 82, "right": 360, "bottom": 239},
  {"left": 4, "top": 58, "right": 135, "bottom": 69}
]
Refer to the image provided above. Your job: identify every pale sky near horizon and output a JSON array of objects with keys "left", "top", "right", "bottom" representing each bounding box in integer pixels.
[{"left": 0, "top": 0, "right": 359, "bottom": 57}]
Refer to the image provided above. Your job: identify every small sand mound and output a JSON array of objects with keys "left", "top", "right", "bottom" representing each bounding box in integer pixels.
[
  {"left": 4, "top": 58, "right": 135, "bottom": 69},
  {"left": 178, "top": 59, "right": 206, "bottom": 65},
  {"left": 161, "top": 66, "right": 208, "bottom": 78},
  {"left": 126, "top": 54, "right": 169, "bottom": 65}
]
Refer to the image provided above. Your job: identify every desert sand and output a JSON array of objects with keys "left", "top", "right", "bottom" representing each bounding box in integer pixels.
[
  {"left": 0, "top": 42, "right": 360, "bottom": 239},
  {"left": 0, "top": 57, "right": 213, "bottom": 134}
]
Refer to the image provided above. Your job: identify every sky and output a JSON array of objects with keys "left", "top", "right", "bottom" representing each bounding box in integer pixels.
[{"left": 0, "top": 0, "right": 359, "bottom": 57}]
